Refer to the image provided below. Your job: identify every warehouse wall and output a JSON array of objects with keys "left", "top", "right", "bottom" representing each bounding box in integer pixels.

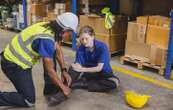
[
  {"left": 120, "top": 0, "right": 134, "bottom": 16},
  {"left": 142, "top": 0, "right": 173, "bottom": 16},
  {"left": 120, "top": 0, "right": 173, "bottom": 17}
]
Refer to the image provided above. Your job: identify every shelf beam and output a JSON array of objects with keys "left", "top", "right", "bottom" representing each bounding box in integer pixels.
[{"left": 72, "top": 0, "right": 77, "bottom": 50}]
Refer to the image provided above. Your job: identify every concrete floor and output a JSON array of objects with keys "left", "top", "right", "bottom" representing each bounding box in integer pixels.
[{"left": 0, "top": 29, "right": 173, "bottom": 110}]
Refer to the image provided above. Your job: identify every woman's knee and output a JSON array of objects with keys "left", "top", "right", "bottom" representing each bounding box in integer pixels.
[{"left": 108, "top": 76, "right": 120, "bottom": 88}]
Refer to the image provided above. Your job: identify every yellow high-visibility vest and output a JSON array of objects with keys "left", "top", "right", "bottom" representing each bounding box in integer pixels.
[{"left": 4, "top": 22, "right": 55, "bottom": 69}]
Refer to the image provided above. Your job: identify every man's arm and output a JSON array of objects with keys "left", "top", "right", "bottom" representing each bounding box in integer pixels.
[
  {"left": 55, "top": 41, "right": 66, "bottom": 70},
  {"left": 43, "top": 57, "right": 70, "bottom": 96},
  {"left": 55, "top": 41, "right": 72, "bottom": 86},
  {"left": 72, "top": 63, "right": 104, "bottom": 73}
]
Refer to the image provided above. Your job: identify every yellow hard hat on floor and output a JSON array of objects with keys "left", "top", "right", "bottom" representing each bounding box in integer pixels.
[{"left": 125, "top": 90, "right": 151, "bottom": 108}]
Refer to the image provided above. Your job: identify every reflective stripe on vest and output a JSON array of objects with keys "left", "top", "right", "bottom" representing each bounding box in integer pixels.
[
  {"left": 18, "top": 34, "right": 35, "bottom": 58},
  {"left": 9, "top": 43, "right": 33, "bottom": 67},
  {"left": 8, "top": 34, "right": 54, "bottom": 67},
  {"left": 24, "top": 34, "right": 55, "bottom": 46}
]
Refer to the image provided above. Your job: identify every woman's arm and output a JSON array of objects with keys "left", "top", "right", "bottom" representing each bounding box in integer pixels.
[{"left": 72, "top": 63, "right": 104, "bottom": 73}]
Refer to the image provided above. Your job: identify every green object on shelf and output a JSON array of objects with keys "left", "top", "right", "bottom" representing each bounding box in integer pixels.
[
  {"left": 101, "top": 7, "right": 110, "bottom": 14},
  {"left": 101, "top": 7, "right": 115, "bottom": 29}
]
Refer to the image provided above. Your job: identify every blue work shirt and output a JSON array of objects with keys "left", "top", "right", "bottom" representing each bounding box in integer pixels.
[
  {"left": 32, "top": 38, "right": 55, "bottom": 58},
  {"left": 75, "top": 40, "right": 113, "bottom": 74}
]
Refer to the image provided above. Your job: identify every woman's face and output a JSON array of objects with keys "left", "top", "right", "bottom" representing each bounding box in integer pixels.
[{"left": 80, "top": 33, "right": 94, "bottom": 48}]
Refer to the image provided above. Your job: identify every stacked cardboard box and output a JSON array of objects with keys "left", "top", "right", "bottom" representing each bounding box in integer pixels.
[
  {"left": 137, "top": 16, "right": 170, "bottom": 49},
  {"left": 30, "top": 3, "right": 47, "bottom": 23},
  {"left": 137, "top": 16, "right": 170, "bottom": 28},
  {"left": 146, "top": 25, "right": 170, "bottom": 49},
  {"left": 80, "top": 15, "right": 128, "bottom": 53},
  {"left": 125, "top": 15, "right": 169, "bottom": 66},
  {"left": 54, "top": 3, "right": 66, "bottom": 15},
  {"left": 42, "top": 11, "right": 57, "bottom": 22},
  {"left": 42, "top": 3, "right": 66, "bottom": 22}
]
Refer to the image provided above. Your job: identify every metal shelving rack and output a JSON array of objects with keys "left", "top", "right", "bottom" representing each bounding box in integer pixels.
[
  {"left": 23, "top": 0, "right": 27, "bottom": 28},
  {"left": 165, "top": 10, "right": 173, "bottom": 79},
  {"left": 72, "top": 0, "right": 77, "bottom": 50}
]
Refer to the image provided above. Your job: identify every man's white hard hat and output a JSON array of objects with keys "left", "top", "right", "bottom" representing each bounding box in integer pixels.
[{"left": 56, "top": 12, "right": 78, "bottom": 33}]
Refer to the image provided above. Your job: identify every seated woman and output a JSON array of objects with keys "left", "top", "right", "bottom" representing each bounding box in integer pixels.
[{"left": 68, "top": 25, "right": 120, "bottom": 92}]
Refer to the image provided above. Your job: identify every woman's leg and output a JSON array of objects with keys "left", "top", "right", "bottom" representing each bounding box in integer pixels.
[{"left": 86, "top": 73, "right": 120, "bottom": 92}]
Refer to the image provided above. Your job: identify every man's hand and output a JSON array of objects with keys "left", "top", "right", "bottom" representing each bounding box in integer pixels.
[
  {"left": 72, "top": 63, "right": 84, "bottom": 72},
  {"left": 62, "top": 72, "right": 72, "bottom": 86},
  {"left": 61, "top": 85, "right": 71, "bottom": 96},
  {"left": 43, "top": 58, "right": 71, "bottom": 96}
]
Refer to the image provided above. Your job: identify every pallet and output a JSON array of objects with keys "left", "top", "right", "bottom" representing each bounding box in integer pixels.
[{"left": 120, "top": 56, "right": 165, "bottom": 75}]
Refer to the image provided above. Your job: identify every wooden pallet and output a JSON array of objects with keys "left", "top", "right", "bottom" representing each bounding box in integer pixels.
[{"left": 120, "top": 56, "right": 165, "bottom": 75}]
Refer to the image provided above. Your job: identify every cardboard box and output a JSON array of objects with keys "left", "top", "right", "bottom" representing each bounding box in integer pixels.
[
  {"left": 80, "top": 15, "right": 96, "bottom": 29},
  {"left": 80, "top": 15, "right": 127, "bottom": 36},
  {"left": 137, "top": 16, "right": 149, "bottom": 25},
  {"left": 31, "top": 15, "right": 43, "bottom": 23},
  {"left": 79, "top": 0, "right": 106, "bottom": 5},
  {"left": 42, "top": 12, "right": 57, "bottom": 22},
  {"left": 31, "top": 3, "right": 46, "bottom": 17},
  {"left": 125, "top": 40, "right": 167, "bottom": 66},
  {"left": 48, "top": 12, "right": 57, "bottom": 20},
  {"left": 127, "top": 22, "right": 147, "bottom": 43},
  {"left": 137, "top": 16, "right": 170, "bottom": 27},
  {"left": 146, "top": 25, "right": 170, "bottom": 49},
  {"left": 125, "top": 40, "right": 151, "bottom": 61},
  {"left": 55, "top": 3, "right": 66, "bottom": 9},
  {"left": 149, "top": 45, "right": 167, "bottom": 66},
  {"left": 95, "top": 33, "right": 126, "bottom": 53}
]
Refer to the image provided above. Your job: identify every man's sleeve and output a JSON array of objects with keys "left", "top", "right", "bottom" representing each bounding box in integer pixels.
[{"left": 32, "top": 39, "right": 55, "bottom": 58}]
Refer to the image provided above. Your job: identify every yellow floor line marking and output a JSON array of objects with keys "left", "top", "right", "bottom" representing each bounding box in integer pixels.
[{"left": 112, "top": 66, "right": 173, "bottom": 90}]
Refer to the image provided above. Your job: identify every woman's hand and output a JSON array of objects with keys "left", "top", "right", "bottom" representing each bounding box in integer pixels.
[{"left": 72, "top": 63, "right": 84, "bottom": 72}]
